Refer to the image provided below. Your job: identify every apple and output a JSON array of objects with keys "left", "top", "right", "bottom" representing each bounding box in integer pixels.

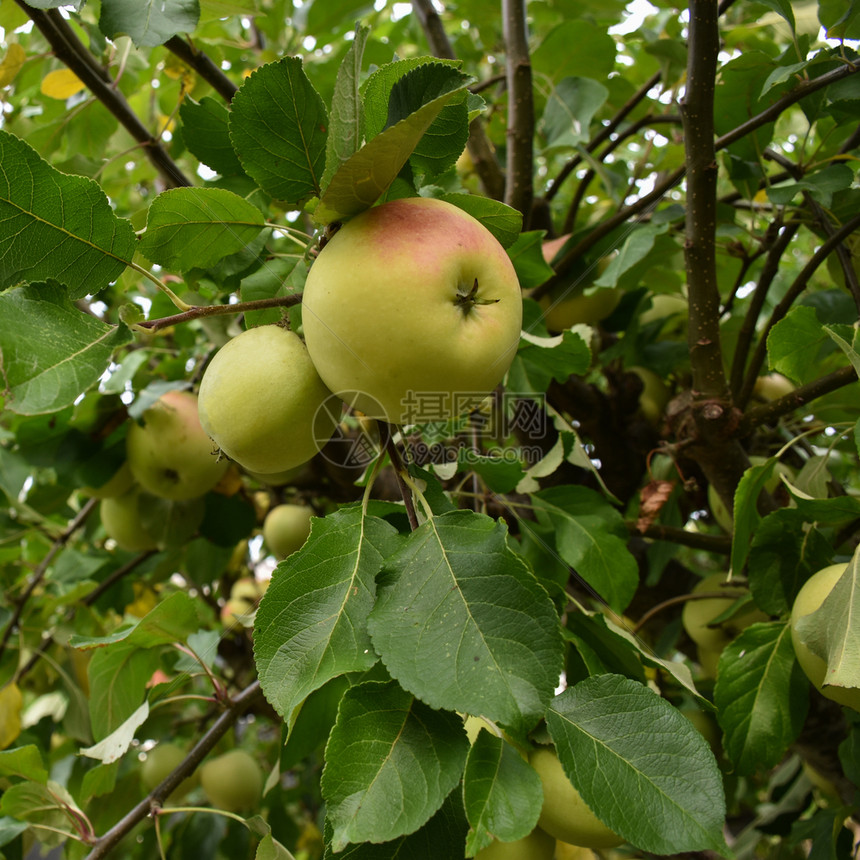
[
  {"left": 197, "top": 325, "right": 338, "bottom": 474},
  {"left": 200, "top": 749, "right": 263, "bottom": 811},
  {"left": 639, "top": 293, "right": 687, "bottom": 337},
  {"left": 475, "top": 827, "right": 556, "bottom": 859},
  {"left": 790, "top": 563, "right": 860, "bottom": 711},
  {"left": 141, "top": 742, "right": 199, "bottom": 801},
  {"left": 752, "top": 372, "right": 795, "bottom": 402},
  {"left": 528, "top": 746, "right": 624, "bottom": 849},
  {"left": 127, "top": 390, "right": 228, "bottom": 501},
  {"left": 99, "top": 487, "right": 159, "bottom": 552},
  {"left": 538, "top": 236, "right": 620, "bottom": 331},
  {"left": 302, "top": 197, "right": 523, "bottom": 424},
  {"left": 628, "top": 366, "right": 668, "bottom": 426},
  {"left": 262, "top": 503, "right": 313, "bottom": 560},
  {"left": 707, "top": 455, "right": 794, "bottom": 533},
  {"left": 682, "top": 572, "right": 768, "bottom": 654},
  {"left": 554, "top": 841, "right": 598, "bottom": 860},
  {"left": 220, "top": 576, "right": 269, "bottom": 624}
]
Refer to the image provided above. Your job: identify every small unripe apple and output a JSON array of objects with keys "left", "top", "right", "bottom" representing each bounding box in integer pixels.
[
  {"left": 628, "top": 366, "right": 669, "bottom": 425},
  {"left": 200, "top": 749, "right": 263, "bottom": 811},
  {"left": 141, "top": 743, "right": 199, "bottom": 801},
  {"left": 790, "top": 563, "right": 860, "bottom": 711},
  {"left": 752, "top": 372, "right": 795, "bottom": 402},
  {"left": 81, "top": 461, "right": 134, "bottom": 499},
  {"left": 99, "top": 487, "right": 158, "bottom": 552},
  {"left": 475, "top": 827, "right": 555, "bottom": 859},
  {"left": 302, "top": 197, "right": 523, "bottom": 424},
  {"left": 639, "top": 293, "right": 687, "bottom": 336},
  {"left": 220, "top": 577, "right": 268, "bottom": 624},
  {"left": 682, "top": 573, "right": 768, "bottom": 654},
  {"left": 262, "top": 503, "right": 314, "bottom": 560},
  {"left": 528, "top": 747, "right": 624, "bottom": 849},
  {"left": 127, "top": 390, "right": 228, "bottom": 500},
  {"left": 198, "top": 325, "right": 338, "bottom": 474}
]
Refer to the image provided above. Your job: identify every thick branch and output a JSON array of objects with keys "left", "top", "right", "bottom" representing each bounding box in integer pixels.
[
  {"left": 164, "top": 36, "right": 238, "bottom": 103},
  {"left": 84, "top": 681, "right": 264, "bottom": 860},
  {"left": 410, "top": 0, "right": 505, "bottom": 200},
  {"left": 502, "top": 0, "right": 534, "bottom": 222},
  {"left": 15, "top": 3, "right": 192, "bottom": 188}
]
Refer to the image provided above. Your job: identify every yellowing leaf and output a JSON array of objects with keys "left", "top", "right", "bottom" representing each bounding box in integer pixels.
[
  {"left": 0, "top": 44, "right": 26, "bottom": 88},
  {"left": 41, "top": 69, "right": 85, "bottom": 100},
  {"left": 0, "top": 683, "right": 23, "bottom": 749}
]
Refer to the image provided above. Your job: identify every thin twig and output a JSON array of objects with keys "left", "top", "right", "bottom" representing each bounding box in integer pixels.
[
  {"left": 137, "top": 294, "right": 303, "bottom": 332},
  {"left": 83, "top": 681, "right": 264, "bottom": 860}
]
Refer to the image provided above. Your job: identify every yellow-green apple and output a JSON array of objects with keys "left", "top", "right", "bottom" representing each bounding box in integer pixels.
[
  {"left": 475, "top": 827, "right": 556, "bottom": 859},
  {"left": 197, "top": 325, "right": 337, "bottom": 474},
  {"left": 790, "top": 563, "right": 860, "bottom": 711},
  {"left": 81, "top": 461, "right": 135, "bottom": 499},
  {"left": 262, "top": 503, "right": 314, "bottom": 560},
  {"left": 639, "top": 293, "right": 687, "bottom": 336},
  {"left": 302, "top": 197, "right": 523, "bottom": 424},
  {"left": 99, "top": 487, "right": 159, "bottom": 552},
  {"left": 629, "top": 366, "right": 669, "bottom": 425},
  {"left": 752, "top": 372, "right": 795, "bottom": 402},
  {"left": 200, "top": 749, "right": 263, "bottom": 811},
  {"left": 528, "top": 746, "right": 624, "bottom": 849},
  {"left": 554, "top": 841, "right": 598, "bottom": 860},
  {"left": 682, "top": 572, "right": 768, "bottom": 654},
  {"left": 538, "top": 236, "right": 620, "bottom": 331},
  {"left": 141, "top": 743, "right": 199, "bottom": 801},
  {"left": 126, "top": 390, "right": 228, "bottom": 500},
  {"left": 220, "top": 576, "right": 269, "bottom": 624},
  {"left": 707, "top": 455, "right": 794, "bottom": 533}
]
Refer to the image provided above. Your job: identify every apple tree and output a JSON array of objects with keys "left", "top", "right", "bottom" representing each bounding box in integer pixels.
[{"left": 1, "top": 0, "right": 860, "bottom": 858}]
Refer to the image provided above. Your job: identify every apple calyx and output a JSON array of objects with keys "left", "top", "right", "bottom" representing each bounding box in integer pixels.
[{"left": 454, "top": 278, "right": 500, "bottom": 314}]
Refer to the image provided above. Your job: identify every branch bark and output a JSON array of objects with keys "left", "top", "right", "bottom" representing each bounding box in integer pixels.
[
  {"left": 164, "top": 36, "right": 238, "bottom": 103},
  {"left": 15, "top": 3, "right": 192, "bottom": 188},
  {"left": 502, "top": 0, "right": 534, "bottom": 223}
]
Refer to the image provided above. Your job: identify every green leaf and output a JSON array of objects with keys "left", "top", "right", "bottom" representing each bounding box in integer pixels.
[
  {"left": 824, "top": 321, "right": 860, "bottom": 378},
  {"left": 759, "top": 0, "right": 796, "bottom": 31},
  {"left": 462, "top": 729, "right": 543, "bottom": 855},
  {"left": 456, "top": 451, "right": 524, "bottom": 495},
  {"left": 819, "top": 0, "right": 860, "bottom": 39},
  {"left": 179, "top": 96, "right": 245, "bottom": 176},
  {"left": 541, "top": 77, "right": 609, "bottom": 150},
  {"left": 254, "top": 507, "right": 400, "bottom": 727},
  {"left": 0, "top": 745, "right": 47, "bottom": 783},
  {"left": 0, "top": 130, "right": 135, "bottom": 297},
  {"left": 0, "top": 782, "right": 82, "bottom": 847},
  {"left": 508, "top": 330, "right": 592, "bottom": 396},
  {"left": 321, "top": 25, "right": 369, "bottom": 192},
  {"left": 99, "top": 0, "right": 200, "bottom": 47},
  {"left": 795, "top": 554, "right": 860, "bottom": 691},
  {"left": 70, "top": 592, "right": 201, "bottom": 650},
  {"left": 532, "top": 21, "right": 617, "bottom": 83},
  {"left": 138, "top": 187, "right": 266, "bottom": 270},
  {"left": 321, "top": 680, "right": 469, "bottom": 852},
  {"left": 256, "top": 833, "right": 297, "bottom": 860},
  {"left": 0, "top": 283, "right": 132, "bottom": 415},
  {"left": 367, "top": 509, "right": 563, "bottom": 737},
  {"left": 593, "top": 224, "right": 667, "bottom": 288},
  {"left": 546, "top": 675, "right": 728, "bottom": 855},
  {"left": 322, "top": 790, "right": 468, "bottom": 859},
  {"left": 748, "top": 510, "right": 834, "bottom": 616},
  {"left": 229, "top": 57, "right": 328, "bottom": 205},
  {"left": 563, "top": 612, "right": 646, "bottom": 683},
  {"left": 530, "top": 486, "right": 638, "bottom": 612},
  {"left": 315, "top": 66, "right": 472, "bottom": 225},
  {"left": 715, "top": 622, "right": 808, "bottom": 776},
  {"left": 86, "top": 644, "right": 160, "bottom": 741},
  {"left": 438, "top": 193, "right": 523, "bottom": 249},
  {"left": 508, "top": 234, "right": 555, "bottom": 290}
]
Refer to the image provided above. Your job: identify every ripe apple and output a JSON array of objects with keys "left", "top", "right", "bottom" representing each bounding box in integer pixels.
[
  {"left": 99, "top": 487, "right": 159, "bottom": 552},
  {"left": 538, "top": 236, "right": 620, "bottom": 331},
  {"left": 682, "top": 572, "right": 768, "bottom": 654},
  {"left": 707, "top": 455, "right": 794, "bottom": 533},
  {"left": 127, "top": 390, "right": 228, "bottom": 500},
  {"left": 790, "top": 563, "right": 860, "bottom": 711},
  {"left": 528, "top": 746, "right": 624, "bottom": 849},
  {"left": 262, "top": 503, "right": 313, "bottom": 560},
  {"left": 200, "top": 749, "right": 263, "bottom": 811},
  {"left": 198, "top": 325, "right": 338, "bottom": 474},
  {"left": 141, "top": 742, "right": 199, "bottom": 801},
  {"left": 475, "top": 827, "right": 556, "bottom": 859},
  {"left": 302, "top": 197, "right": 523, "bottom": 424}
]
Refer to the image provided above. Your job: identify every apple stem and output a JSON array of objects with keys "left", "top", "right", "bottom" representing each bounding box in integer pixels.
[
  {"left": 379, "top": 423, "right": 420, "bottom": 531},
  {"left": 454, "top": 278, "right": 500, "bottom": 314}
]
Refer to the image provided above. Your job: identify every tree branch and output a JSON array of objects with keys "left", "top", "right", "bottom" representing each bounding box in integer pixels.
[
  {"left": 502, "top": 0, "right": 534, "bottom": 223},
  {"left": 164, "top": 36, "right": 238, "bottom": 103},
  {"left": 410, "top": 0, "right": 506, "bottom": 200},
  {"left": 15, "top": 3, "right": 192, "bottom": 188},
  {"left": 137, "top": 294, "right": 303, "bottom": 332},
  {"left": 84, "top": 681, "right": 264, "bottom": 860}
]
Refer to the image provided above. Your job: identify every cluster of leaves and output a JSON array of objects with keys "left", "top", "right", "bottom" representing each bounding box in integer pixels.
[{"left": 1, "top": 1, "right": 860, "bottom": 859}]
